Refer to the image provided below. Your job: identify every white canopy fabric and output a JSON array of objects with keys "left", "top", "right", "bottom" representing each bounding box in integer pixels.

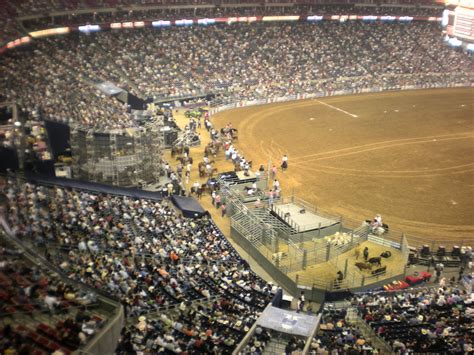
[
  {"left": 95, "top": 81, "right": 124, "bottom": 96},
  {"left": 257, "top": 306, "right": 319, "bottom": 337}
]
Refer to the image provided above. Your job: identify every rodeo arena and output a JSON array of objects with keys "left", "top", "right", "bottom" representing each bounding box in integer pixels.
[{"left": 1, "top": 0, "right": 474, "bottom": 354}]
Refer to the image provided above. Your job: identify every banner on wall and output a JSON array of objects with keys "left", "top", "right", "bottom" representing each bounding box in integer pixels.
[{"left": 208, "top": 82, "right": 472, "bottom": 116}]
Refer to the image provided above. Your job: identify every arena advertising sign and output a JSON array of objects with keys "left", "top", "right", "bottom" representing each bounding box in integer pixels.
[
  {"left": 29, "top": 27, "right": 69, "bottom": 38},
  {"left": 0, "top": 14, "right": 443, "bottom": 53},
  {"left": 208, "top": 80, "right": 472, "bottom": 118}
]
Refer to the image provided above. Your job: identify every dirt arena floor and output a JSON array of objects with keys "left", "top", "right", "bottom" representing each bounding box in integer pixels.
[{"left": 211, "top": 88, "right": 474, "bottom": 246}]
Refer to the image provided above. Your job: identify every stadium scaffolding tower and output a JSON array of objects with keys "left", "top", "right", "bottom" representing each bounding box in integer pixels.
[{"left": 70, "top": 120, "right": 164, "bottom": 187}]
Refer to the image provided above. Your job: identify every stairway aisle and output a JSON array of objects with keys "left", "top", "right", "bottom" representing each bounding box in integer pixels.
[
  {"left": 347, "top": 308, "right": 393, "bottom": 354},
  {"left": 262, "top": 336, "right": 287, "bottom": 355}
]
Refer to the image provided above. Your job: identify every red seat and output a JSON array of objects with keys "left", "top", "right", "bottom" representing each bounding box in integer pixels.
[
  {"left": 5, "top": 306, "right": 16, "bottom": 314},
  {"left": 92, "top": 315, "right": 104, "bottom": 323},
  {"left": 37, "top": 323, "right": 49, "bottom": 331},
  {"left": 16, "top": 325, "right": 28, "bottom": 332},
  {"left": 38, "top": 323, "right": 60, "bottom": 341},
  {"left": 22, "top": 303, "right": 35, "bottom": 312},
  {"left": 28, "top": 331, "right": 40, "bottom": 341},
  {"left": 38, "top": 337, "right": 49, "bottom": 347},
  {"left": 49, "top": 342, "right": 61, "bottom": 351}
]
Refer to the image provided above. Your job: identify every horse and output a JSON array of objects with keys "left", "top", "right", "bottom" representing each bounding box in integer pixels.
[
  {"left": 198, "top": 164, "right": 207, "bottom": 178},
  {"left": 204, "top": 143, "right": 216, "bottom": 157},
  {"left": 220, "top": 127, "right": 239, "bottom": 141},
  {"left": 211, "top": 140, "right": 223, "bottom": 153},
  {"left": 176, "top": 156, "right": 186, "bottom": 165},
  {"left": 198, "top": 162, "right": 218, "bottom": 178},
  {"left": 207, "top": 167, "right": 218, "bottom": 177},
  {"left": 206, "top": 178, "right": 220, "bottom": 193},
  {"left": 196, "top": 187, "right": 203, "bottom": 199},
  {"left": 368, "top": 257, "right": 382, "bottom": 267},
  {"left": 229, "top": 127, "right": 239, "bottom": 139},
  {"left": 172, "top": 145, "right": 184, "bottom": 156},
  {"left": 190, "top": 186, "right": 203, "bottom": 199}
]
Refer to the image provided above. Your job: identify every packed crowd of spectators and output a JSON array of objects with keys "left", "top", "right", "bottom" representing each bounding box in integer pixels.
[
  {"left": 353, "top": 286, "right": 474, "bottom": 353},
  {"left": 0, "top": 41, "right": 133, "bottom": 130},
  {"left": 2, "top": 176, "right": 277, "bottom": 352},
  {"left": 0, "top": 3, "right": 468, "bottom": 130},
  {"left": 311, "top": 307, "right": 376, "bottom": 353},
  {"left": 82, "top": 21, "right": 471, "bottom": 102},
  {"left": 19, "top": 4, "right": 443, "bottom": 31},
  {"left": 3, "top": 0, "right": 443, "bottom": 19},
  {"left": 1, "top": 20, "right": 471, "bottom": 131},
  {"left": 117, "top": 297, "right": 264, "bottom": 353},
  {"left": 238, "top": 325, "right": 272, "bottom": 354},
  {"left": 0, "top": 108, "right": 19, "bottom": 156},
  {"left": 0, "top": 238, "right": 105, "bottom": 354},
  {"left": 5, "top": 0, "right": 216, "bottom": 17},
  {"left": 0, "top": 18, "right": 22, "bottom": 46},
  {"left": 0, "top": 0, "right": 442, "bottom": 46}
]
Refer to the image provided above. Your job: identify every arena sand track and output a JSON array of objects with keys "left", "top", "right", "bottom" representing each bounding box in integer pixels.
[{"left": 212, "top": 88, "right": 474, "bottom": 245}]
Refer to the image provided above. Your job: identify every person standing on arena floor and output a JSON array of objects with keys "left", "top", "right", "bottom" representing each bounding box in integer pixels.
[
  {"left": 434, "top": 262, "right": 444, "bottom": 283},
  {"left": 215, "top": 194, "right": 221, "bottom": 209},
  {"left": 166, "top": 183, "right": 174, "bottom": 197},
  {"left": 268, "top": 189, "right": 274, "bottom": 205},
  {"left": 271, "top": 165, "right": 277, "bottom": 179},
  {"left": 281, "top": 154, "right": 288, "bottom": 172},
  {"left": 185, "top": 170, "right": 190, "bottom": 185},
  {"left": 273, "top": 179, "right": 280, "bottom": 191},
  {"left": 458, "top": 266, "right": 465, "bottom": 281},
  {"left": 274, "top": 188, "right": 280, "bottom": 199},
  {"left": 192, "top": 181, "right": 200, "bottom": 195},
  {"left": 363, "top": 247, "right": 369, "bottom": 262}
]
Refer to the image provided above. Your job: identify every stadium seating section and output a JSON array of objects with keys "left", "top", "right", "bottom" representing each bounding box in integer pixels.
[
  {"left": 2, "top": 177, "right": 276, "bottom": 352},
  {"left": 0, "top": 1, "right": 472, "bottom": 353},
  {"left": 0, "top": 238, "right": 108, "bottom": 354},
  {"left": 1, "top": 20, "right": 472, "bottom": 129}
]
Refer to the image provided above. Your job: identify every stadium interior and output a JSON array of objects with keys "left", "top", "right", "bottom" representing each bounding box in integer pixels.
[{"left": 0, "top": 0, "right": 473, "bottom": 354}]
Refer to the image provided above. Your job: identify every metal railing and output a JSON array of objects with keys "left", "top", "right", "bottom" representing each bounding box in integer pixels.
[{"left": 346, "top": 308, "right": 393, "bottom": 354}]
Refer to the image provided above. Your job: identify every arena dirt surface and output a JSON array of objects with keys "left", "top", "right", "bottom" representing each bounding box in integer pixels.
[{"left": 212, "top": 88, "right": 474, "bottom": 245}]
